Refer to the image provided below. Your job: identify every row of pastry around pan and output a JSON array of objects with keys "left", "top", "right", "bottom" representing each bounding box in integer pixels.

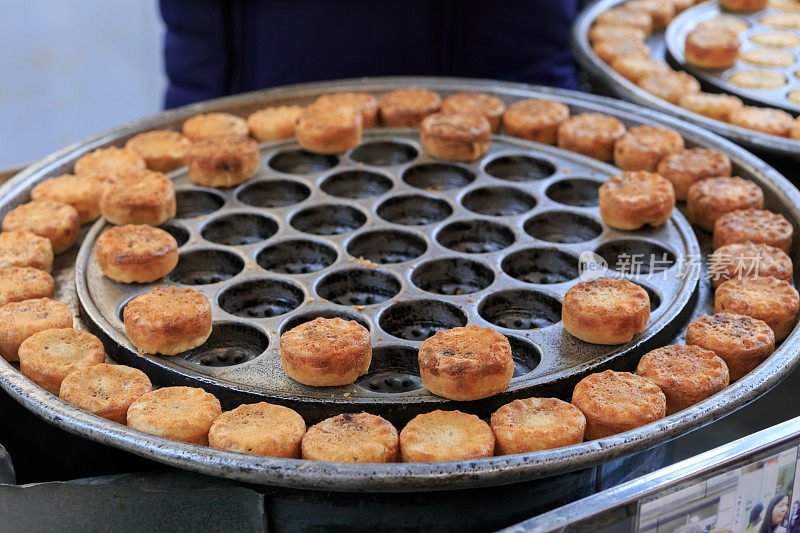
[{"left": 590, "top": 0, "right": 800, "bottom": 139}]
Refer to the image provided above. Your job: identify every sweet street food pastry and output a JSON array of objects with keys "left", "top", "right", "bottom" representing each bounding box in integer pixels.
[
  {"left": 697, "top": 16, "right": 750, "bottom": 34},
  {"left": 713, "top": 209, "right": 793, "bottom": 252},
  {"left": 123, "top": 286, "right": 213, "bottom": 355},
  {"left": 588, "top": 25, "right": 646, "bottom": 45},
  {"left": 247, "top": 106, "right": 305, "bottom": 141},
  {"left": 379, "top": 88, "right": 442, "bottom": 127},
  {"left": 74, "top": 146, "right": 146, "bottom": 182},
  {"left": 678, "top": 93, "right": 744, "bottom": 122},
  {"left": 0, "top": 231, "right": 53, "bottom": 272},
  {"left": 728, "top": 106, "right": 795, "bottom": 136},
  {"left": 302, "top": 412, "right": 398, "bottom": 463},
  {"left": 182, "top": 112, "right": 248, "bottom": 141},
  {"left": 95, "top": 225, "right": 179, "bottom": 283},
  {"left": 399, "top": 410, "right": 494, "bottom": 462},
  {"left": 490, "top": 398, "right": 586, "bottom": 454},
  {"left": 2, "top": 200, "right": 80, "bottom": 254},
  {"left": 761, "top": 12, "right": 800, "bottom": 29},
  {"left": 592, "top": 39, "right": 651, "bottom": 64},
  {"left": 557, "top": 113, "right": 627, "bottom": 161},
  {"left": 18, "top": 328, "right": 106, "bottom": 395},
  {"left": 636, "top": 345, "right": 729, "bottom": 415},
  {"left": 295, "top": 104, "right": 363, "bottom": 154},
  {"left": 687, "top": 176, "right": 765, "bottom": 232},
  {"left": 316, "top": 92, "right": 379, "bottom": 128},
  {"left": 280, "top": 317, "right": 371, "bottom": 386},
  {"left": 656, "top": 148, "right": 732, "bottom": 201},
  {"left": 571, "top": 370, "right": 666, "bottom": 440},
  {"left": 420, "top": 112, "right": 491, "bottom": 161},
  {"left": 209, "top": 402, "right": 306, "bottom": 458},
  {"left": 595, "top": 7, "right": 653, "bottom": 34},
  {"left": 100, "top": 169, "right": 176, "bottom": 226},
  {"left": 0, "top": 267, "right": 54, "bottom": 306},
  {"left": 441, "top": 92, "right": 506, "bottom": 132},
  {"left": 127, "top": 386, "right": 222, "bottom": 445},
  {"left": 686, "top": 313, "right": 775, "bottom": 381},
  {"left": 59, "top": 363, "right": 153, "bottom": 424},
  {"left": 417, "top": 325, "right": 514, "bottom": 401},
  {"left": 598, "top": 171, "right": 675, "bottom": 230},
  {"left": 0, "top": 297, "right": 72, "bottom": 361},
  {"left": 685, "top": 27, "right": 741, "bottom": 69},
  {"left": 729, "top": 70, "right": 787, "bottom": 90},
  {"left": 740, "top": 48, "right": 796, "bottom": 67},
  {"left": 610, "top": 56, "right": 670, "bottom": 83},
  {"left": 715, "top": 277, "right": 800, "bottom": 340},
  {"left": 187, "top": 136, "right": 260, "bottom": 187},
  {"left": 502, "top": 99, "right": 570, "bottom": 145},
  {"left": 722, "top": 0, "right": 768, "bottom": 10},
  {"left": 625, "top": 0, "right": 675, "bottom": 29},
  {"left": 709, "top": 243, "right": 793, "bottom": 288},
  {"left": 562, "top": 277, "right": 650, "bottom": 345},
  {"left": 125, "top": 130, "right": 193, "bottom": 173},
  {"left": 613, "top": 125, "right": 684, "bottom": 172},
  {"left": 750, "top": 31, "right": 800, "bottom": 47},
  {"left": 31, "top": 174, "right": 102, "bottom": 225},
  {"left": 637, "top": 70, "right": 701, "bottom": 105}
]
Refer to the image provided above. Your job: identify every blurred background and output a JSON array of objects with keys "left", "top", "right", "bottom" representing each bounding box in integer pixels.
[{"left": 0, "top": 1, "right": 165, "bottom": 170}]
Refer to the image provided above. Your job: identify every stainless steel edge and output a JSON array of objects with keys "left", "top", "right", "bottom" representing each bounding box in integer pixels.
[
  {"left": 0, "top": 76, "right": 798, "bottom": 492},
  {"left": 572, "top": 0, "right": 800, "bottom": 157}
]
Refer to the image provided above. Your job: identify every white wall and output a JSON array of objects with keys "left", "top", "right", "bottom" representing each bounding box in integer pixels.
[{"left": 0, "top": 0, "right": 165, "bottom": 169}]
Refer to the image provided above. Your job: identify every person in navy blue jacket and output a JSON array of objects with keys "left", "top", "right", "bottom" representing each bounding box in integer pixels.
[{"left": 160, "top": 0, "right": 583, "bottom": 108}]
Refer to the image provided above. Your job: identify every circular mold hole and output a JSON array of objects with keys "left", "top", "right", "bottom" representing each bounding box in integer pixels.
[
  {"left": 402, "top": 163, "right": 475, "bottom": 191},
  {"left": 411, "top": 258, "right": 494, "bottom": 295},
  {"left": 379, "top": 300, "right": 468, "bottom": 341},
  {"left": 437, "top": 220, "right": 515, "bottom": 254},
  {"left": 257, "top": 239, "right": 337, "bottom": 274},
  {"left": 355, "top": 346, "right": 423, "bottom": 394},
  {"left": 485, "top": 155, "right": 556, "bottom": 182},
  {"left": 376, "top": 195, "right": 453, "bottom": 226},
  {"left": 290, "top": 204, "right": 366, "bottom": 236},
  {"left": 316, "top": 269, "right": 401, "bottom": 306},
  {"left": 269, "top": 149, "right": 338, "bottom": 174},
  {"left": 201, "top": 213, "right": 278, "bottom": 246},
  {"left": 478, "top": 289, "right": 562, "bottom": 330},
  {"left": 181, "top": 323, "right": 268, "bottom": 367},
  {"left": 462, "top": 186, "right": 536, "bottom": 216},
  {"left": 280, "top": 309, "right": 370, "bottom": 335},
  {"left": 159, "top": 222, "right": 190, "bottom": 247},
  {"left": 218, "top": 278, "right": 304, "bottom": 318},
  {"left": 175, "top": 189, "right": 225, "bottom": 219},
  {"left": 546, "top": 178, "right": 602, "bottom": 207},
  {"left": 347, "top": 230, "right": 427, "bottom": 264},
  {"left": 237, "top": 179, "right": 311, "bottom": 208},
  {"left": 320, "top": 170, "right": 393, "bottom": 198},
  {"left": 167, "top": 249, "right": 244, "bottom": 285},
  {"left": 595, "top": 240, "right": 676, "bottom": 276},
  {"left": 524, "top": 212, "right": 602, "bottom": 244},
  {"left": 350, "top": 141, "right": 418, "bottom": 166},
  {"left": 507, "top": 336, "right": 542, "bottom": 377},
  {"left": 502, "top": 248, "right": 579, "bottom": 285}
]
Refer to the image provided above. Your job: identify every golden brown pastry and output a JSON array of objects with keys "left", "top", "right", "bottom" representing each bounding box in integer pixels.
[
  {"left": 708, "top": 243, "right": 793, "bottom": 288},
  {"left": 502, "top": 99, "right": 570, "bottom": 145},
  {"left": 123, "top": 286, "right": 212, "bottom": 355},
  {"left": 571, "top": 370, "right": 666, "bottom": 440},
  {"left": 208, "top": 402, "right": 306, "bottom": 458},
  {"left": 599, "top": 171, "right": 675, "bottom": 230},
  {"left": 0, "top": 231, "right": 53, "bottom": 272},
  {"left": 19, "top": 328, "right": 105, "bottom": 395},
  {"left": 182, "top": 112, "right": 248, "bottom": 141},
  {"left": 740, "top": 48, "right": 795, "bottom": 67},
  {"left": 685, "top": 27, "right": 741, "bottom": 69},
  {"left": 127, "top": 386, "right": 222, "bottom": 445},
  {"left": 562, "top": 277, "right": 650, "bottom": 344},
  {"left": 610, "top": 56, "right": 670, "bottom": 83},
  {"left": 636, "top": 345, "right": 729, "bottom": 415},
  {"left": 715, "top": 277, "right": 799, "bottom": 340},
  {"left": 626, "top": 0, "right": 675, "bottom": 29},
  {"left": 713, "top": 209, "right": 793, "bottom": 253},
  {"left": 187, "top": 136, "right": 260, "bottom": 188},
  {"left": 302, "top": 412, "right": 398, "bottom": 463},
  {"left": 729, "top": 70, "right": 787, "bottom": 90},
  {"left": 59, "top": 363, "right": 153, "bottom": 424},
  {"left": 697, "top": 16, "right": 750, "bottom": 34},
  {"left": 0, "top": 267, "right": 54, "bottom": 306},
  {"left": 99, "top": 170, "right": 176, "bottom": 226},
  {"left": 728, "top": 106, "right": 794, "bottom": 136},
  {"left": 418, "top": 325, "right": 514, "bottom": 401},
  {"left": 295, "top": 103, "right": 363, "bottom": 154},
  {"left": 379, "top": 88, "right": 442, "bottom": 127},
  {"left": 595, "top": 8, "right": 653, "bottom": 34},
  {"left": 592, "top": 39, "right": 651, "bottom": 64},
  {"left": 721, "top": 0, "right": 768, "bottom": 10},
  {"left": 588, "top": 25, "right": 646, "bottom": 45},
  {"left": 686, "top": 313, "right": 775, "bottom": 381},
  {"left": 441, "top": 92, "right": 506, "bottom": 132},
  {"left": 638, "top": 70, "right": 701, "bottom": 105},
  {"left": 656, "top": 148, "right": 732, "bottom": 200},
  {"left": 125, "top": 130, "right": 193, "bottom": 173},
  {"left": 2, "top": 200, "right": 79, "bottom": 255},
  {"left": 490, "top": 397, "right": 586, "bottom": 454},
  {"left": 315, "top": 92, "right": 379, "bottom": 128},
  {"left": 247, "top": 106, "right": 305, "bottom": 141},
  {"left": 399, "top": 410, "right": 494, "bottom": 462},
  {"left": 95, "top": 225, "right": 179, "bottom": 283},
  {"left": 74, "top": 146, "right": 146, "bottom": 182},
  {"left": 0, "top": 297, "right": 72, "bottom": 362},
  {"left": 280, "top": 317, "right": 371, "bottom": 386},
  {"left": 613, "top": 125, "right": 684, "bottom": 172},
  {"left": 420, "top": 112, "right": 491, "bottom": 161},
  {"left": 687, "top": 176, "right": 764, "bottom": 232},
  {"left": 30, "top": 174, "right": 102, "bottom": 225},
  {"left": 557, "top": 113, "right": 627, "bottom": 161},
  {"left": 678, "top": 93, "right": 744, "bottom": 122}
]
